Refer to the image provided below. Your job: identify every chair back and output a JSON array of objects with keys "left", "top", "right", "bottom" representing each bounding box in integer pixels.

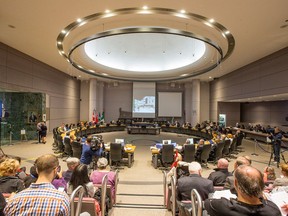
[
  {"left": 161, "top": 144, "right": 174, "bottom": 164},
  {"left": 57, "top": 134, "right": 64, "bottom": 152},
  {"left": 170, "top": 175, "right": 177, "bottom": 216},
  {"left": 229, "top": 137, "right": 237, "bottom": 153},
  {"left": 93, "top": 169, "right": 119, "bottom": 209},
  {"left": 236, "top": 133, "right": 244, "bottom": 146},
  {"left": 222, "top": 139, "right": 231, "bottom": 156},
  {"left": 71, "top": 141, "right": 82, "bottom": 159},
  {"left": 191, "top": 189, "right": 203, "bottom": 216},
  {"left": 110, "top": 143, "right": 123, "bottom": 163},
  {"left": 214, "top": 141, "right": 225, "bottom": 161},
  {"left": 200, "top": 144, "right": 211, "bottom": 163},
  {"left": 70, "top": 185, "right": 85, "bottom": 216},
  {"left": 183, "top": 144, "right": 196, "bottom": 162},
  {"left": 101, "top": 174, "right": 108, "bottom": 216},
  {"left": 64, "top": 137, "right": 73, "bottom": 156}
]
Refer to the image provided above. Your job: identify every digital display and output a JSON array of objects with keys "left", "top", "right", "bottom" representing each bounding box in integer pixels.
[{"left": 132, "top": 82, "right": 156, "bottom": 118}]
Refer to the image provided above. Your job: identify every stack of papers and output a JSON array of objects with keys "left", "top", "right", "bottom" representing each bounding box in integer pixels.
[{"left": 212, "top": 190, "right": 237, "bottom": 200}]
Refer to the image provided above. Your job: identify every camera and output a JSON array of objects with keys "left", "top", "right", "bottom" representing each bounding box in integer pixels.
[{"left": 90, "top": 137, "right": 101, "bottom": 151}]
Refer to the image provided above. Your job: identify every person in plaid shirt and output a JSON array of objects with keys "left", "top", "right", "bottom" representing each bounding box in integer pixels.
[{"left": 4, "top": 154, "right": 70, "bottom": 215}]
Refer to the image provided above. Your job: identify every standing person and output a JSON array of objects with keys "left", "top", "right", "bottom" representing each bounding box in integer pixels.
[
  {"left": 40, "top": 121, "right": 47, "bottom": 144},
  {"left": 4, "top": 154, "right": 70, "bottom": 215},
  {"left": 36, "top": 121, "right": 42, "bottom": 143},
  {"left": 80, "top": 137, "right": 103, "bottom": 165},
  {"left": 269, "top": 127, "right": 283, "bottom": 164}
]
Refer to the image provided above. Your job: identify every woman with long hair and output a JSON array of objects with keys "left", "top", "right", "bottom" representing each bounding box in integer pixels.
[{"left": 67, "top": 164, "right": 95, "bottom": 197}]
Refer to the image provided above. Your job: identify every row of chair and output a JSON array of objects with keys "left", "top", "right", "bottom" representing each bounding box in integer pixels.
[{"left": 153, "top": 135, "right": 244, "bottom": 170}]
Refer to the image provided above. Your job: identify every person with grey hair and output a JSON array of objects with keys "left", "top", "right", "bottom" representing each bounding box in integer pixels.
[
  {"left": 176, "top": 161, "right": 214, "bottom": 216},
  {"left": 90, "top": 158, "right": 117, "bottom": 201},
  {"left": 208, "top": 158, "right": 232, "bottom": 186},
  {"left": 62, "top": 157, "right": 80, "bottom": 183},
  {"left": 204, "top": 165, "right": 281, "bottom": 216}
]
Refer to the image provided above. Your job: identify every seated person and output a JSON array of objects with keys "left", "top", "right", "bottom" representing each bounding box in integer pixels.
[
  {"left": 271, "top": 163, "right": 288, "bottom": 193},
  {"left": 12, "top": 156, "right": 27, "bottom": 180},
  {"left": 177, "top": 162, "right": 214, "bottom": 216},
  {"left": 194, "top": 139, "right": 205, "bottom": 162},
  {"left": 90, "top": 158, "right": 116, "bottom": 202},
  {"left": 0, "top": 192, "right": 6, "bottom": 216},
  {"left": 208, "top": 158, "right": 232, "bottom": 186},
  {"left": 263, "top": 166, "right": 276, "bottom": 183},
  {"left": 224, "top": 156, "right": 250, "bottom": 194},
  {"left": 204, "top": 165, "right": 281, "bottom": 216},
  {"left": 0, "top": 158, "right": 25, "bottom": 193},
  {"left": 52, "top": 166, "right": 67, "bottom": 191},
  {"left": 62, "top": 157, "right": 80, "bottom": 183},
  {"left": 67, "top": 164, "right": 96, "bottom": 198},
  {"left": 23, "top": 165, "right": 38, "bottom": 188}
]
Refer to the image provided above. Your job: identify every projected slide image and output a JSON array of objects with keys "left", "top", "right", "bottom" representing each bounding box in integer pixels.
[{"left": 133, "top": 96, "right": 155, "bottom": 113}]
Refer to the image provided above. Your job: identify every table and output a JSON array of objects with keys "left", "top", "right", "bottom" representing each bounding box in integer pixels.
[
  {"left": 127, "top": 126, "right": 161, "bottom": 135},
  {"left": 104, "top": 144, "right": 136, "bottom": 168}
]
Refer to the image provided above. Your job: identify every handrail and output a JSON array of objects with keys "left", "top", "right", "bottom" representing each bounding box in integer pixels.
[
  {"left": 114, "top": 169, "right": 119, "bottom": 205},
  {"left": 101, "top": 174, "right": 108, "bottom": 216},
  {"left": 170, "top": 176, "right": 176, "bottom": 216},
  {"left": 191, "top": 189, "right": 203, "bottom": 216},
  {"left": 70, "top": 185, "right": 85, "bottom": 216},
  {"left": 162, "top": 170, "right": 167, "bottom": 207}
]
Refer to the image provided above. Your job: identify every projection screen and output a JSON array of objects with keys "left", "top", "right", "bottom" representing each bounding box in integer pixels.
[
  {"left": 158, "top": 92, "right": 182, "bottom": 117},
  {"left": 132, "top": 82, "right": 156, "bottom": 118}
]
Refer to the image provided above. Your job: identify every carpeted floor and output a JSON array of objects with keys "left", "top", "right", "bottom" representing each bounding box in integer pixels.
[{"left": 2, "top": 130, "right": 287, "bottom": 216}]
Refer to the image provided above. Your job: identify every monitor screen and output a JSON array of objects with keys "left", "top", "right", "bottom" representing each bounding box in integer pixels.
[
  {"left": 115, "top": 139, "right": 125, "bottom": 144},
  {"left": 186, "top": 138, "right": 194, "bottom": 144},
  {"left": 162, "top": 140, "right": 172, "bottom": 144}
]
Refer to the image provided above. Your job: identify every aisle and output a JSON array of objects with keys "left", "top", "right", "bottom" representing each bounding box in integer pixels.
[{"left": 106, "top": 138, "right": 172, "bottom": 216}]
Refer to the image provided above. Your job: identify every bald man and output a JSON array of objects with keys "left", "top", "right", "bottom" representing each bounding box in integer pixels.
[
  {"left": 204, "top": 165, "right": 281, "bottom": 216},
  {"left": 208, "top": 158, "right": 232, "bottom": 186}
]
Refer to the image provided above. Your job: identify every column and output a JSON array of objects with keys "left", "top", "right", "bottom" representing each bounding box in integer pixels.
[{"left": 191, "top": 79, "right": 200, "bottom": 126}]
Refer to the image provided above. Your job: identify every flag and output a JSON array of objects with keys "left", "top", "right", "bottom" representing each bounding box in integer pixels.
[
  {"left": 101, "top": 111, "right": 105, "bottom": 121},
  {"left": 92, "top": 109, "right": 97, "bottom": 122},
  {"left": 95, "top": 113, "right": 99, "bottom": 124}
]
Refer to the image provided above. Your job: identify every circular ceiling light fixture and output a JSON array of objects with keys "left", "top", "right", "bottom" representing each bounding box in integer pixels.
[{"left": 57, "top": 7, "right": 235, "bottom": 82}]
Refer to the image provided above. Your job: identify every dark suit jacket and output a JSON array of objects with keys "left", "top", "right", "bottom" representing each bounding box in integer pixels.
[
  {"left": 208, "top": 168, "right": 232, "bottom": 186},
  {"left": 177, "top": 174, "right": 214, "bottom": 201}
]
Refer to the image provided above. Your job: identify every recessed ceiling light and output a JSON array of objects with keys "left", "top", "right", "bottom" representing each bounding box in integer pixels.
[
  {"left": 209, "top": 76, "right": 212, "bottom": 79},
  {"left": 105, "top": 10, "right": 111, "bottom": 13},
  {"left": 78, "top": 75, "right": 81, "bottom": 77},
  {"left": 57, "top": 41, "right": 62, "bottom": 45},
  {"left": 209, "top": 19, "right": 215, "bottom": 23},
  {"left": 180, "top": 74, "right": 188, "bottom": 77},
  {"left": 61, "top": 30, "right": 66, "bottom": 34},
  {"left": 142, "top": 6, "right": 148, "bottom": 10},
  {"left": 102, "top": 73, "right": 108, "bottom": 76},
  {"left": 180, "top": 10, "right": 186, "bottom": 14},
  {"left": 225, "top": 31, "right": 230, "bottom": 35},
  {"left": 77, "top": 18, "right": 82, "bottom": 23}
]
